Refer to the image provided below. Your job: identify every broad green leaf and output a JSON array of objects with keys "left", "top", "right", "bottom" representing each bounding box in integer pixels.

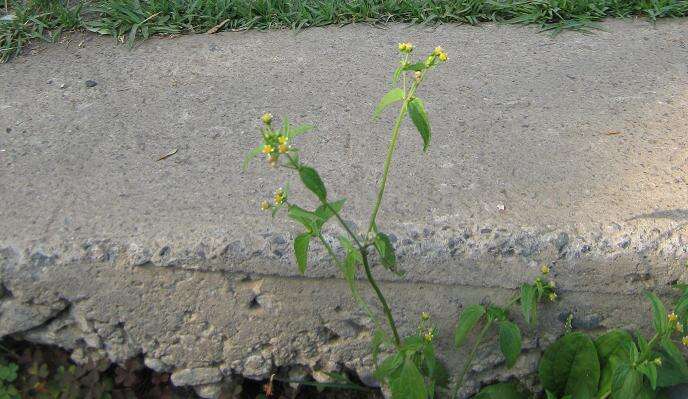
[
  {"left": 520, "top": 284, "right": 537, "bottom": 326},
  {"left": 314, "top": 199, "right": 345, "bottom": 227},
  {"left": 539, "top": 332, "right": 600, "bottom": 399},
  {"left": 374, "top": 353, "right": 403, "bottom": 381},
  {"left": 407, "top": 98, "right": 431, "bottom": 152},
  {"left": 389, "top": 357, "right": 428, "bottom": 399},
  {"left": 455, "top": 304, "right": 485, "bottom": 348},
  {"left": 595, "top": 330, "right": 633, "bottom": 365},
  {"left": 287, "top": 205, "right": 321, "bottom": 233},
  {"left": 637, "top": 362, "right": 658, "bottom": 390},
  {"left": 287, "top": 123, "right": 315, "bottom": 139},
  {"left": 674, "top": 288, "right": 688, "bottom": 318},
  {"left": 242, "top": 144, "right": 264, "bottom": 170},
  {"left": 655, "top": 337, "right": 688, "bottom": 387},
  {"left": 645, "top": 291, "right": 668, "bottom": 335},
  {"left": 474, "top": 383, "right": 529, "bottom": 399},
  {"left": 371, "top": 328, "right": 387, "bottom": 364},
  {"left": 392, "top": 66, "right": 403, "bottom": 85},
  {"left": 402, "top": 336, "right": 424, "bottom": 353},
  {"left": 611, "top": 363, "right": 647, "bottom": 399},
  {"left": 293, "top": 233, "right": 310, "bottom": 274},
  {"left": 499, "top": 320, "right": 522, "bottom": 368},
  {"left": 422, "top": 344, "right": 449, "bottom": 388},
  {"left": 374, "top": 232, "right": 396, "bottom": 269},
  {"left": 299, "top": 166, "right": 327, "bottom": 201},
  {"left": 374, "top": 88, "right": 404, "bottom": 118}
]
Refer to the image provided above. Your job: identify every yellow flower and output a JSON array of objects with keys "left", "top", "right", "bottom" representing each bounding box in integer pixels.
[
  {"left": 433, "top": 46, "right": 444, "bottom": 56},
  {"left": 548, "top": 292, "right": 558, "bottom": 302},
  {"left": 278, "top": 135, "right": 288, "bottom": 145},
  {"left": 423, "top": 329, "right": 434, "bottom": 343},
  {"left": 677, "top": 322, "right": 684, "bottom": 333},
  {"left": 398, "top": 42, "right": 413, "bottom": 53},
  {"left": 654, "top": 357, "right": 662, "bottom": 367},
  {"left": 260, "top": 200, "right": 271, "bottom": 211},
  {"left": 262, "top": 144, "right": 274, "bottom": 154},
  {"left": 274, "top": 188, "right": 285, "bottom": 205},
  {"left": 669, "top": 312, "right": 678, "bottom": 322},
  {"left": 421, "top": 312, "right": 430, "bottom": 321},
  {"left": 278, "top": 144, "right": 289, "bottom": 154},
  {"left": 541, "top": 265, "right": 550, "bottom": 275},
  {"left": 682, "top": 336, "right": 688, "bottom": 347},
  {"left": 414, "top": 71, "right": 422, "bottom": 81},
  {"left": 261, "top": 112, "right": 273, "bottom": 125},
  {"left": 438, "top": 52, "right": 448, "bottom": 62}
]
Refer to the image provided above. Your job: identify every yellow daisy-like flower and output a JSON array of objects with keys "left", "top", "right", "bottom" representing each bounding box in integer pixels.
[
  {"left": 398, "top": 42, "right": 413, "bottom": 53},
  {"left": 677, "top": 322, "right": 684, "bottom": 333},
  {"left": 421, "top": 312, "right": 430, "bottom": 321},
  {"left": 433, "top": 46, "right": 443, "bottom": 56},
  {"left": 654, "top": 357, "right": 662, "bottom": 367},
  {"left": 548, "top": 292, "right": 558, "bottom": 302},
  {"left": 669, "top": 312, "right": 678, "bottom": 322},
  {"left": 423, "top": 330, "right": 434, "bottom": 343},
  {"left": 278, "top": 135, "right": 288, "bottom": 145},
  {"left": 278, "top": 144, "right": 288, "bottom": 154},
  {"left": 260, "top": 200, "right": 271, "bottom": 211},
  {"left": 274, "top": 188, "right": 285, "bottom": 205},
  {"left": 682, "top": 336, "right": 688, "bottom": 347},
  {"left": 261, "top": 112, "right": 273, "bottom": 125},
  {"left": 541, "top": 265, "right": 550, "bottom": 275},
  {"left": 262, "top": 144, "right": 274, "bottom": 154},
  {"left": 438, "top": 52, "right": 448, "bottom": 62}
]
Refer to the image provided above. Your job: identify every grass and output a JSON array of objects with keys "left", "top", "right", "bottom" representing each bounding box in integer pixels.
[{"left": 1, "top": 0, "right": 688, "bottom": 62}]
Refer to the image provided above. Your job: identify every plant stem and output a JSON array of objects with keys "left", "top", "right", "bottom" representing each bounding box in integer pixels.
[
  {"left": 361, "top": 248, "right": 401, "bottom": 347},
  {"left": 452, "top": 319, "right": 494, "bottom": 398},
  {"left": 366, "top": 82, "right": 419, "bottom": 235}
]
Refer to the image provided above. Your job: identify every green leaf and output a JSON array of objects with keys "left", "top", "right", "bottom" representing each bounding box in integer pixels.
[
  {"left": 595, "top": 330, "right": 633, "bottom": 365},
  {"left": 293, "top": 233, "right": 310, "bottom": 274},
  {"left": 374, "top": 353, "right": 403, "bottom": 381},
  {"left": 538, "top": 332, "right": 600, "bottom": 399},
  {"left": 637, "top": 362, "right": 658, "bottom": 390},
  {"left": 486, "top": 305, "right": 508, "bottom": 322},
  {"left": 389, "top": 357, "right": 428, "bottom": 399},
  {"left": 407, "top": 98, "right": 431, "bottom": 152},
  {"left": 371, "top": 328, "right": 387, "bottom": 364},
  {"left": 454, "top": 304, "right": 485, "bottom": 348},
  {"left": 373, "top": 232, "right": 396, "bottom": 269},
  {"left": 287, "top": 204, "right": 321, "bottom": 233},
  {"left": 314, "top": 199, "right": 345, "bottom": 227},
  {"left": 474, "top": 383, "right": 529, "bottom": 399},
  {"left": 402, "top": 336, "right": 424, "bottom": 353},
  {"left": 422, "top": 344, "right": 449, "bottom": 388},
  {"left": 299, "top": 166, "right": 327, "bottom": 201},
  {"left": 374, "top": 88, "right": 404, "bottom": 118},
  {"left": 520, "top": 284, "right": 537, "bottom": 326},
  {"left": 645, "top": 291, "right": 668, "bottom": 334},
  {"left": 655, "top": 337, "right": 688, "bottom": 387},
  {"left": 287, "top": 123, "right": 315, "bottom": 139},
  {"left": 499, "top": 320, "right": 522, "bottom": 368},
  {"left": 611, "top": 363, "right": 647, "bottom": 399},
  {"left": 402, "top": 62, "right": 426, "bottom": 72},
  {"left": 242, "top": 144, "right": 264, "bottom": 170}
]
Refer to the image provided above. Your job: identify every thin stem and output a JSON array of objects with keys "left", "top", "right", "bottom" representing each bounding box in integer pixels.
[
  {"left": 367, "top": 81, "right": 419, "bottom": 235},
  {"left": 361, "top": 248, "right": 401, "bottom": 347},
  {"left": 452, "top": 319, "right": 494, "bottom": 398}
]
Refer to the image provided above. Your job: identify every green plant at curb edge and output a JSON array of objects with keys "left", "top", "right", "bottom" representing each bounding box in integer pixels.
[{"left": 245, "top": 44, "right": 558, "bottom": 398}]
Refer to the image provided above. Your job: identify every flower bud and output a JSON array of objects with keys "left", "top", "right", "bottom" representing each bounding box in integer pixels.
[{"left": 261, "top": 112, "right": 273, "bottom": 125}]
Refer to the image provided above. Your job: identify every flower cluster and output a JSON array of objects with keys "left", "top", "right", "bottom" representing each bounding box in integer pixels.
[
  {"left": 259, "top": 112, "right": 291, "bottom": 168},
  {"left": 398, "top": 42, "right": 414, "bottom": 53},
  {"left": 537, "top": 264, "right": 558, "bottom": 302}
]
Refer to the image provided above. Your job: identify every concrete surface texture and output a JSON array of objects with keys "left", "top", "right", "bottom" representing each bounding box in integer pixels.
[{"left": 1, "top": 19, "right": 687, "bottom": 397}]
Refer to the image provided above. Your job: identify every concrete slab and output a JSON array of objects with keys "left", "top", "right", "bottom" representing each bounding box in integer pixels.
[{"left": 1, "top": 19, "right": 687, "bottom": 396}]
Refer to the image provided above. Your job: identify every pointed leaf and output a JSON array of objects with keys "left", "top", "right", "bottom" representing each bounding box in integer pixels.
[
  {"left": 374, "top": 232, "right": 396, "bottom": 269},
  {"left": 242, "top": 145, "right": 264, "bottom": 170},
  {"left": 299, "top": 166, "right": 327, "bottom": 201},
  {"left": 455, "top": 304, "right": 485, "bottom": 348},
  {"left": 520, "top": 284, "right": 537, "bottom": 326},
  {"left": 374, "top": 88, "right": 404, "bottom": 118},
  {"left": 499, "top": 320, "right": 522, "bottom": 368},
  {"left": 408, "top": 98, "right": 431, "bottom": 151},
  {"left": 294, "top": 233, "right": 310, "bottom": 274},
  {"left": 645, "top": 291, "right": 668, "bottom": 334},
  {"left": 389, "top": 358, "right": 427, "bottom": 399},
  {"left": 287, "top": 123, "right": 315, "bottom": 139},
  {"left": 539, "top": 332, "right": 600, "bottom": 399}
]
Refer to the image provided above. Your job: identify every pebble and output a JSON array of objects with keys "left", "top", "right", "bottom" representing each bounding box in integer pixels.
[{"left": 85, "top": 80, "right": 98, "bottom": 87}]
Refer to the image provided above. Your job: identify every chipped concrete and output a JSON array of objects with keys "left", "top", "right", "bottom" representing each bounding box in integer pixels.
[{"left": 1, "top": 19, "right": 688, "bottom": 397}]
